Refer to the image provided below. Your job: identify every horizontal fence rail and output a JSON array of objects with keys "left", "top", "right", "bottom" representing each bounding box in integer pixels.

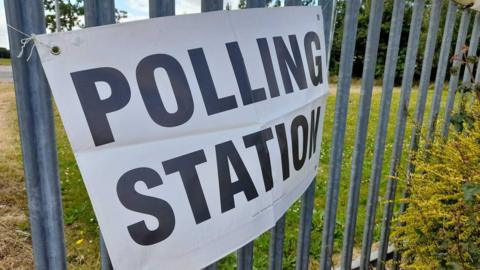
[{"left": 4, "top": 0, "right": 480, "bottom": 269}]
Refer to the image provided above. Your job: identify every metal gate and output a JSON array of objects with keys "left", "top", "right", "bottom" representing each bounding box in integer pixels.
[{"left": 3, "top": 0, "right": 475, "bottom": 269}]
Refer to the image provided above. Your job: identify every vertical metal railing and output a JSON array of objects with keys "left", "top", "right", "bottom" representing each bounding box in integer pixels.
[
  {"left": 392, "top": 1, "right": 443, "bottom": 267},
  {"left": 200, "top": 0, "right": 223, "bottom": 266},
  {"left": 404, "top": 0, "right": 442, "bottom": 197},
  {"left": 476, "top": 30, "right": 480, "bottom": 83},
  {"left": 377, "top": 1, "right": 425, "bottom": 269},
  {"left": 474, "top": 18, "right": 480, "bottom": 82},
  {"left": 55, "top": 0, "right": 60, "bottom": 32},
  {"left": 462, "top": 13, "right": 480, "bottom": 85},
  {"left": 266, "top": 1, "right": 290, "bottom": 268},
  {"left": 340, "top": 0, "right": 384, "bottom": 269},
  {"left": 295, "top": 181, "right": 315, "bottom": 270},
  {"left": 426, "top": 2, "right": 459, "bottom": 145},
  {"left": 359, "top": 1, "right": 405, "bottom": 268},
  {"left": 4, "top": 0, "right": 66, "bottom": 269},
  {"left": 99, "top": 233, "right": 112, "bottom": 270},
  {"left": 318, "top": 0, "right": 336, "bottom": 65},
  {"left": 284, "top": 0, "right": 301, "bottom": 7},
  {"left": 150, "top": 0, "right": 175, "bottom": 18},
  {"left": 268, "top": 214, "right": 286, "bottom": 270},
  {"left": 84, "top": 0, "right": 115, "bottom": 28},
  {"left": 441, "top": 9, "right": 472, "bottom": 139},
  {"left": 83, "top": 1, "right": 116, "bottom": 269},
  {"left": 202, "top": 0, "right": 223, "bottom": 12},
  {"left": 237, "top": 2, "right": 266, "bottom": 270},
  {"left": 319, "top": 1, "right": 362, "bottom": 269},
  {"left": 341, "top": 0, "right": 384, "bottom": 269},
  {"left": 442, "top": 9, "right": 480, "bottom": 139}
]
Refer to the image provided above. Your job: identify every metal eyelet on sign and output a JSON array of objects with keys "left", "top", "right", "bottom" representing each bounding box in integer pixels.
[{"left": 51, "top": 45, "right": 61, "bottom": 55}]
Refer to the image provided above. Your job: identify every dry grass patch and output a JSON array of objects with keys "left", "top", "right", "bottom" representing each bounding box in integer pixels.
[
  {"left": 0, "top": 83, "right": 100, "bottom": 269},
  {"left": 0, "top": 83, "right": 33, "bottom": 269}
]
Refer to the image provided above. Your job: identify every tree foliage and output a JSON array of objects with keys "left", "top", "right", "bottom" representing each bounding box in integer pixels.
[
  {"left": 0, "top": 47, "right": 10, "bottom": 58},
  {"left": 238, "top": 0, "right": 247, "bottom": 9},
  {"left": 329, "top": 0, "right": 471, "bottom": 84},
  {"left": 44, "top": 0, "right": 127, "bottom": 32},
  {"left": 44, "top": 0, "right": 83, "bottom": 31}
]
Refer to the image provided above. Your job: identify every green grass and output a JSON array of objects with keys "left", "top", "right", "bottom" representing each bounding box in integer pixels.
[
  {"left": 55, "top": 85, "right": 448, "bottom": 269},
  {"left": 0, "top": 58, "right": 11, "bottom": 66}
]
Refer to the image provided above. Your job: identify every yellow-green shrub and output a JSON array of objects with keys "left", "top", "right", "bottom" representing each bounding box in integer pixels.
[{"left": 392, "top": 111, "right": 480, "bottom": 269}]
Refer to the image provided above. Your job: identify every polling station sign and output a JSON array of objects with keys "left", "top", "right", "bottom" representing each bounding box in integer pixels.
[{"left": 35, "top": 6, "right": 328, "bottom": 270}]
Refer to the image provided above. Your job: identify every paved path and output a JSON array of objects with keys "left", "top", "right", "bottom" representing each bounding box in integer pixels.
[{"left": 0, "top": 66, "right": 13, "bottom": 83}]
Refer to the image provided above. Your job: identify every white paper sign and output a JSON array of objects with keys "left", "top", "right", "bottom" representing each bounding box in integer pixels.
[{"left": 36, "top": 6, "right": 328, "bottom": 270}]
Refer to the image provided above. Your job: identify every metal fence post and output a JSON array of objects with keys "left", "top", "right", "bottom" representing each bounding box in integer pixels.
[
  {"left": 340, "top": 1, "right": 384, "bottom": 269},
  {"left": 441, "top": 10, "right": 474, "bottom": 139},
  {"left": 4, "top": 0, "right": 66, "bottom": 269},
  {"left": 462, "top": 13, "right": 480, "bottom": 85},
  {"left": 359, "top": 1, "right": 405, "bottom": 268},
  {"left": 203, "top": 264, "right": 219, "bottom": 270},
  {"left": 405, "top": 0, "right": 442, "bottom": 185},
  {"left": 150, "top": 0, "right": 175, "bottom": 18},
  {"left": 319, "top": 1, "right": 362, "bottom": 269},
  {"left": 391, "top": 2, "right": 443, "bottom": 267},
  {"left": 237, "top": 242, "right": 255, "bottom": 270},
  {"left": 476, "top": 45, "right": 480, "bottom": 82},
  {"left": 247, "top": 0, "right": 266, "bottom": 8},
  {"left": 292, "top": 1, "right": 335, "bottom": 269},
  {"left": 425, "top": 1, "right": 458, "bottom": 144},
  {"left": 55, "top": 0, "right": 61, "bottom": 31},
  {"left": 237, "top": 0, "right": 267, "bottom": 266},
  {"left": 99, "top": 233, "right": 113, "bottom": 270},
  {"left": 83, "top": 1, "right": 116, "bottom": 269},
  {"left": 202, "top": 0, "right": 223, "bottom": 12},
  {"left": 225, "top": 0, "right": 269, "bottom": 269},
  {"left": 377, "top": 1, "right": 426, "bottom": 269},
  {"left": 268, "top": 215, "right": 286, "bottom": 270},
  {"left": 295, "top": 181, "right": 315, "bottom": 270},
  {"left": 84, "top": 0, "right": 115, "bottom": 28},
  {"left": 318, "top": 0, "right": 337, "bottom": 65},
  {"left": 475, "top": 33, "right": 480, "bottom": 82},
  {"left": 284, "top": 0, "right": 301, "bottom": 7},
  {"left": 200, "top": 1, "right": 223, "bottom": 268}
]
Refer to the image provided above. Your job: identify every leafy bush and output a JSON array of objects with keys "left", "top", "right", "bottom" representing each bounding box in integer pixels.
[
  {"left": 393, "top": 44, "right": 480, "bottom": 269},
  {"left": 392, "top": 108, "right": 480, "bottom": 269},
  {"left": 392, "top": 113, "right": 480, "bottom": 269}
]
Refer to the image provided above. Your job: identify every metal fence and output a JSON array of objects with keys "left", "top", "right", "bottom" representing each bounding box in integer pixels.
[{"left": 3, "top": 0, "right": 477, "bottom": 269}]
